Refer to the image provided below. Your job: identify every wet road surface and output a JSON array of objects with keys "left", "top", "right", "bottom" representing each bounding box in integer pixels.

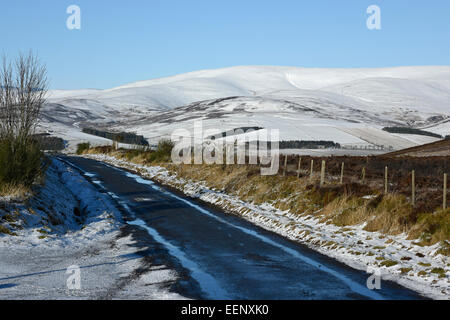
[{"left": 60, "top": 156, "right": 425, "bottom": 300}]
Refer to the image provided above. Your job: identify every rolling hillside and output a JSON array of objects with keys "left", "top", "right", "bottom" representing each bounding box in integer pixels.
[
  {"left": 381, "top": 138, "right": 450, "bottom": 157},
  {"left": 40, "top": 66, "right": 450, "bottom": 151}
]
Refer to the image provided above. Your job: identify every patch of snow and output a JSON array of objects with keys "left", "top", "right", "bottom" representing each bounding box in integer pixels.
[
  {"left": 41, "top": 66, "right": 450, "bottom": 151},
  {"left": 0, "top": 158, "right": 186, "bottom": 300}
]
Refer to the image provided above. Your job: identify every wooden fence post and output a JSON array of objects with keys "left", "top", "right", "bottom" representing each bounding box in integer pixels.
[
  {"left": 340, "top": 162, "right": 344, "bottom": 184},
  {"left": 361, "top": 167, "right": 366, "bottom": 184},
  {"left": 320, "top": 160, "right": 326, "bottom": 187},
  {"left": 283, "top": 155, "right": 288, "bottom": 177},
  {"left": 310, "top": 160, "right": 314, "bottom": 181},
  {"left": 411, "top": 170, "right": 415, "bottom": 207},
  {"left": 384, "top": 166, "right": 388, "bottom": 194},
  {"left": 444, "top": 173, "right": 448, "bottom": 210},
  {"left": 297, "top": 157, "right": 302, "bottom": 178}
]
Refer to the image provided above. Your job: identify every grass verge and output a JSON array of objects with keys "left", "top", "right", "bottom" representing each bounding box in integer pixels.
[{"left": 80, "top": 145, "right": 450, "bottom": 256}]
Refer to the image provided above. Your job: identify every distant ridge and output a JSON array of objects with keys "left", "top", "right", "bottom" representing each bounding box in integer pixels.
[
  {"left": 380, "top": 139, "right": 450, "bottom": 157},
  {"left": 39, "top": 65, "right": 450, "bottom": 151}
]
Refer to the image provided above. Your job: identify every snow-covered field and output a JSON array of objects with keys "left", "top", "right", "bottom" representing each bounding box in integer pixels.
[
  {"left": 40, "top": 66, "right": 450, "bottom": 152},
  {"left": 85, "top": 154, "right": 450, "bottom": 300},
  {"left": 0, "top": 159, "right": 185, "bottom": 300}
]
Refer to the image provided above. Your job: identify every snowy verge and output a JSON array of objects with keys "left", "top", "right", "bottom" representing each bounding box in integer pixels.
[
  {"left": 0, "top": 158, "right": 119, "bottom": 248},
  {"left": 85, "top": 154, "right": 449, "bottom": 300},
  {"left": 0, "top": 158, "right": 185, "bottom": 299}
]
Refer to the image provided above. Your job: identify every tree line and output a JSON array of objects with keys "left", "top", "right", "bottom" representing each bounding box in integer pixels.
[
  {"left": 382, "top": 127, "right": 443, "bottom": 139},
  {"left": 82, "top": 128, "right": 149, "bottom": 146}
]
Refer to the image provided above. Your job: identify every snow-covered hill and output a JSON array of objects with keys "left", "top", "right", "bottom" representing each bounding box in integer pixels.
[{"left": 41, "top": 66, "right": 450, "bottom": 151}]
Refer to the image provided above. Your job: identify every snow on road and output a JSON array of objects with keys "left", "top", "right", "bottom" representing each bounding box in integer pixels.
[
  {"left": 84, "top": 154, "right": 449, "bottom": 300},
  {"left": 0, "top": 159, "right": 185, "bottom": 300}
]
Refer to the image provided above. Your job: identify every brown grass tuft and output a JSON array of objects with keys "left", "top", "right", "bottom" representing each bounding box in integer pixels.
[{"left": 0, "top": 183, "right": 30, "bottom": 200}]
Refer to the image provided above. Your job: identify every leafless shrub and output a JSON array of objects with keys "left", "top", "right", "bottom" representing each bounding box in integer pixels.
[
  {"left": 0, "top": 52, "right": 48, "bottom": 188},
  {"left": 0, "top": 51, "right": 48, "bottom": 144}
]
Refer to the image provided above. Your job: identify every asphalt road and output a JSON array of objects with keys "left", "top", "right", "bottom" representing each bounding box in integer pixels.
[{"left": 61, "top": 156, "right": 425, "bottom": 300}]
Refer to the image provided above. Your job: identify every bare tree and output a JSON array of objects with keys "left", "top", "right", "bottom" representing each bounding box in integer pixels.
[{"left": 0, "top": 52, "right": 48, "bottom": 145}]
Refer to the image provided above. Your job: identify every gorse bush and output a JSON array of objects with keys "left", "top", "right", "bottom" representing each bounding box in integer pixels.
[
  {"left": 86, "top": 139, "right": 175, "bottom": 164},
  {"left": 124, "top": 149, "right": 144, "bottom": 161},
  {"left": 76, "top": 142, "right": 90, "bottom": 155},
  {"left": 0, "top": 139, "right": 43, "bottom": 187},
  {"left": 146, "top": 139, "right": 174, "bottom": 163}
]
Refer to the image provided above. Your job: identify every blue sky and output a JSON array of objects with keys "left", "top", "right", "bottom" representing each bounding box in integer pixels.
[{"left": 1, "top": 0, "right": 449, "bottom": 89}]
